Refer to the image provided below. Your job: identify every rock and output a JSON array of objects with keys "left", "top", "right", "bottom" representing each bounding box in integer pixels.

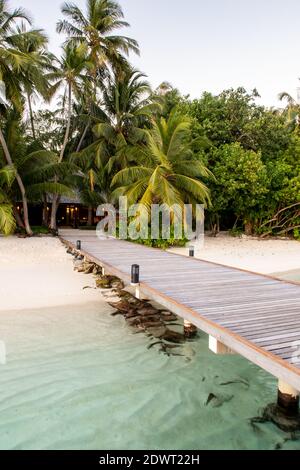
[
  {"left": 108, "top": 300, "right": 134, "bottom": 314},
  {"left": 184, "top": 323, "right": 198, "bottom": 339},
  {"left": 84, "top": 264, "right": 95, "bottom": 274},
  {"left": 96, "top": 276, "right": 124, "bottom": 290},
  {"left": 93, "top": 266, "right": 101, "bottom": 275},
  {"left": 160, "top": 311, "right": 178, "bottom": 322},
  {"left": 146, "top": 326, "right": 167, "bottom": 338},
  {"left": 137, "top": 307, "right": 159, "bottom": 316},
  {"left": 254, "top": 403, "right": 300, "bottom": 432},
  {"left": 141, "top": 320, "right": 164, "bottom": 329},
  {"left": 161, "top": 329, "right": 185, "bottom": 344}
]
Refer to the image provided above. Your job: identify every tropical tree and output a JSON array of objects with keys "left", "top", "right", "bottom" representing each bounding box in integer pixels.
[
  {"left": 111, "top": 112, "right": 211, "bottom": 213},
  {"left": 72, "top": 67, "right": 155, "bottom": 220},
  {"left": 1, "top": 108, "right": 75, "bottom": 229},
  {"left": 0, "top": 1, "right": 50, "bottom": 235},
  {"left": 57, "top": 0, "right": 139, "bottom": 145},
  {"left": 278, "top": 91, "right": 300, "bottom": 131},
  {"left": 0, "top": 163, "right": 15, "bottom": 234},
  {"left": 47, "top": 43, "right": 91, "bottom": 229},
  {"left": 12, "top": 24, "right": 53, "bottom": 140},
  {"left": 86, "top": 68, "right": 154, "bottom": 167},
  {"left": 210, "top": 142, "right": 268, "bottom": 234}
]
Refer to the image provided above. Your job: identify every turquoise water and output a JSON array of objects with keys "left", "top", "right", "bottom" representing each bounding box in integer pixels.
[{"left": 0, "top": 301, "right": 299, "bottom": 450}]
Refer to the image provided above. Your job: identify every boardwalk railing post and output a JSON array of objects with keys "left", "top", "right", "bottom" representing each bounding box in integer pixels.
[
  {"left": 277, "top": 380, "right": 300, "bottom": 417},
  {"left": 131, "top": 264, "right": 140, "bottom": 299},
  {"left": 189, "top": 246, "right": 195, "bottom": 257}
]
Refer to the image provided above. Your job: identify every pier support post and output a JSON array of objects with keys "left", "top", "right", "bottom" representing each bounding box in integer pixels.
[
  {"left": 261, "top": 380, "right": 300, "bottom": 431},
  {"left": 184, "top": 319, "right": 197, "bottom": 338},
  {"left": 135, "top": 285, "right": 141, "bottom": 300},
  {"left": 209, "top": 335, "right": 235, "bottom": 355},
  {"left": 277, "top": 380, "right": 299, "bottom": 417}
]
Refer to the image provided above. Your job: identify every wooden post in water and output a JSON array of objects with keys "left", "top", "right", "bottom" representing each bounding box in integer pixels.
[
  {"left": 277, "top": 380, "right": 300, "bottom": 417},
  {"left": 184, "top": 247, "right": 197, "bottom": 337},
  {"left": 209, "top": 335, "right": 235, "bottom": 355},
  {"left": 184, "top": 319, "right": 197, "bottom": 338}
]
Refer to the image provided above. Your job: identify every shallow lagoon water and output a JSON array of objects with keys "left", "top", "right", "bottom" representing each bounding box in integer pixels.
[{"left": 0, "top": 301, "right": 299, "bottom": 450}]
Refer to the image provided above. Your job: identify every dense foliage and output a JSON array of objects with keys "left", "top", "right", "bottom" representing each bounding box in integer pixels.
[{"left": 0, "top": 1, "right": 299, "bottom": 240}]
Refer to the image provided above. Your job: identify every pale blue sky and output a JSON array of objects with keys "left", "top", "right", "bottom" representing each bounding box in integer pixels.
[{"left": 11, "top": 0, "right": 300, "bottom": 107}]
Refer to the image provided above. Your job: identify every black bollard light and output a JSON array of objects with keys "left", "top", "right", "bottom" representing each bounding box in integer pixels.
[
  {"left": 189, "top": 246, "right": 195, "bottom": 257},
  {"left": 76, "top": 240, "right": 81, "bottom": 250},
  {"left": 131, "top": 264, "right": 140, "bottom": 285}
]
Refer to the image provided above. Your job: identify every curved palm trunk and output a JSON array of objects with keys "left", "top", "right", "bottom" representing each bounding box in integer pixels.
[
  {"left": 50, "top": 83, "right": 72, "bottom": 231},
  {"left": 50, "top": 194, "right": 60, "bottom": 231},
  {"left": 76, "top": 119, "right": 90, "bottom": 152},
  {"left": 27, "top": 92, "right": 36, "bottom": 140},
  {"left": 0, "top": 127, "right": 33, "bottom": 236},
  {"left": 59, "top": 83, "right": 72, "bottom": 163}
]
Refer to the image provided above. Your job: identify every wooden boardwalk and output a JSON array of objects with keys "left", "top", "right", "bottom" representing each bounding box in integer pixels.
[{"left": 60, "top": 229, "right": 300, "bottom": 390}]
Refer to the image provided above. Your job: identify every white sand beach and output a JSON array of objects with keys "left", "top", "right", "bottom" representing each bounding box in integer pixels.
[
  {"left": 1, "top": 233, "right": 300, "bottom": 312},
  {"left": 0, "top": 236, "right": 107, "bottom": 312},
  {"left": 169, "top": 232, "right": 300, "bottom": 276},
  {"left": 0, "top": 235, "right": 300, "bottom": 450}
]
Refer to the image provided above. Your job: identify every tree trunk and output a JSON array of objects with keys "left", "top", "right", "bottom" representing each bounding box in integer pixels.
[
  {"left": 76, "top": 119, "right": 90, "bottom": 152},
  {"left": 88, "top": 206, "right": 93, "bottom": 226},
  {"left": 50, "top": 195, "right": 60, "bottom": 231},
  {"left": 27, "top": 92, "right": 36, "bottom": 140},
  {"left": 42, "top": 195, "right": 48, "bottom": 226},
  {"left": 60, "top": 83, "right": 72, "bottom": 163},
  {"left": 50, "top": 83, "right": 72, "bottom": 230},
  {"left": 244, "top": 221, "right": 253, "bottom": 236},
  {"left": 0, "top": 127, "right": 33, "bottom": 236},
  {"left": 13, "top": 206, "right": 25, "bottom": 229}
]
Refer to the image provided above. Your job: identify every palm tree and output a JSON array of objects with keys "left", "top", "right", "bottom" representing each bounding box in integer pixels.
[
  {"left": 278, "top": 92, "right": 300, "bottom": 130},
  {"left": 57, "top": 0, "right": 139, "bottom": 145},
  {"left": 13, "top": 24, "right": 53, "bottom": 140},
  {"left": 47, "top": 43, "right": 91, "bottom": 229},
  {"left": 73, "top": 67, "right": 155, "bottom": 221},
  {"left": 0, "top": 1, "right": 46, "bottom": 235},
  {"left": 0, "top": 164, "right": 15, "bottom": 234},
  {"left": 92, "top": 68, "right": 155, "bottom": 167},
  {"left": 111, "top": 112, "right": 211, "bottom": 213},
  {"left": 1, "top": 109, "right": 75, "bottom": 230}
]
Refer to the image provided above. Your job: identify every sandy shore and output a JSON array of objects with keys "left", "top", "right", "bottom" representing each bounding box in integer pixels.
[
  {"left": 1, "top": 233, "right": 300, "bottom": 312},
  {"left": 0, "top": 236, "right": 106, "bottom": 312},
  {"left": 168, "top": 232, "right": 300, "bottom": 275}
]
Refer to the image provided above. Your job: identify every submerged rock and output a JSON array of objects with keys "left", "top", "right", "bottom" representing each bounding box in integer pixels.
[
  {"left": 96, "top": 276, "right": 124, "bottom": 290},
  {"left": 252, "top": 403, "right": 300, "bottom": 433},
  {"left": 71, "top": 258, "right": 198, "bottom": 359},
  {"left": 160, "top": 329, "right": 185, "bottom": 344}
]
